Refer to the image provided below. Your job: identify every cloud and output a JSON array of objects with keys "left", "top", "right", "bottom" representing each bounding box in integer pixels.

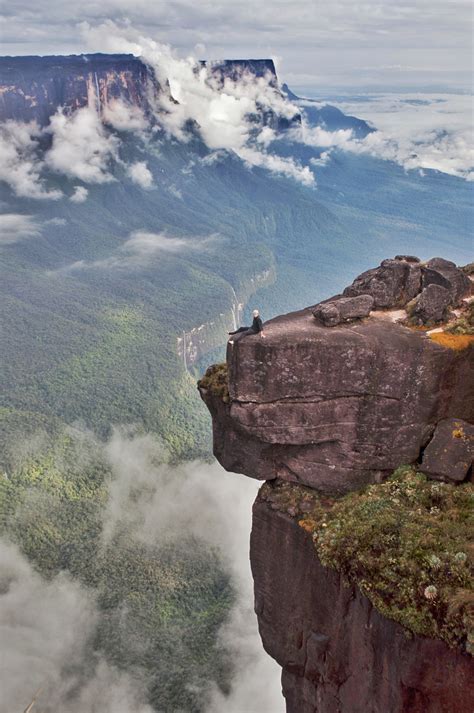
[
  {"left": 79, "top": 22, "right": 315, "bottom": 186},
  {"left": 126, "top": 161, "right": 154, "bottom": 188},
  {"left": 0, "top": 213, "right": 40, "bottom": 244},
  {"left": 239, "top": 146, "right": 315, "bottom": 185},
  {"left": 58, "top": 229, "right": 217, "bottom": 272},
  {"left": 70, "top": 185, "right": 89, "bottom": 203},
  {"left": 0, "top": 121, "right": 62, "bottom": 199},
  {"left": 291, "top": 94, "right": 474, "bottom": 181},
  {"left": 327, "top": 92, "right": 474, "bottom": 180},
  {"left": 101, "top": 429, "right": 285, "bottom": 711},
  {"left": 46, "top": 106, "right": 120, "bottom": 183},
  {"left": 0, "top": 427, "right": 283, "bottom": 712},
  {"left": 123, "top": 230, "right": 195, "bottom": 255},
  {"left": 102, "top": 99, "right": 148, "bottom": 132},
  {"left": 0, "top": 541, "right": 153, "bottom": 713}
]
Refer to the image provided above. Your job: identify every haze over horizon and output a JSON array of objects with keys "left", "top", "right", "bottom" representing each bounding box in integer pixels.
[{"left": 1, "top": 0, "right": 472, "bottom": 92}]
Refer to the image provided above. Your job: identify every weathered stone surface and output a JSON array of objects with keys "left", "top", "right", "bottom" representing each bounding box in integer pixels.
[
  {"left": 395, "top": 255, "right": 421, "bottom": 263},
  {"left": 343, "top": 257, "right": 421, "bottom": 308},
  {"left": 312, "top": 294, "right": 374, "bottom": 326},
  {"left": 422, "top": 418, "right": 474, "bottom": 482},
  {"left": 421, "top": 257, "right": 472, "bottom": 307},
  {"left": 408, "top": 284, "right": 452, "bottom": 325},
  {"left": 251, "top": 497, "right": 474, "bottom": 713},
  {"left": 201, "top": 310, "right": 472, "bottom": 493}
]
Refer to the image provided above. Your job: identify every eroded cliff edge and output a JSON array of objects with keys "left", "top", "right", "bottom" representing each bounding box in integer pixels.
[{"left": 199, "top": 256, "right": 474, "bottom": 713}]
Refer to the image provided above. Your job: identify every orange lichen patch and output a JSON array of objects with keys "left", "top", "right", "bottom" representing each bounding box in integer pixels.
[
  {"left": 299, "top": 518, "right": 317, "bottom": 533},
  {"left": 429, "top": 333, "right": 474, "bottom": 350},
  {"left": 452, "top": 428, "right": 465, "bottom": 439}
]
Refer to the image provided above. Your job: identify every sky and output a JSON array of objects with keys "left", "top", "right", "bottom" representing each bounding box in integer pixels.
[{"left": 1, "top": 0, "right": 473, "bottom": 91}]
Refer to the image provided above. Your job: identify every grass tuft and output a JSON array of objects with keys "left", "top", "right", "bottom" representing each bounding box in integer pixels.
[{"left": 429, "top": 333, "right": 474, "bottom": 350}]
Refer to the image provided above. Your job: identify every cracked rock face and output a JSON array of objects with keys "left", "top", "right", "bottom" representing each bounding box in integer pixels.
[
  {"left": 409, "top": 283, "right": 453, "bottom": 325},
  {"left": 202, "top": 311, "right": 471, "bottom": 493},
  {"left": 421, "top": 257, "right": 472, "bottom": 307},
  {"left": 421, "top": 418, "right": 474, "bottom": 482},
  {"left": 342, "top": 257, "right": 422, "bottom": 308},
  {"left": 200, "top": 256, "right": 472, "bottom": 493}
]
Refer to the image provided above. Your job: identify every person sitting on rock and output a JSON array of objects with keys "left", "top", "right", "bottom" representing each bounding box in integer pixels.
[{"left": 228, "top": 309, "right": 265, "bottom": 343}]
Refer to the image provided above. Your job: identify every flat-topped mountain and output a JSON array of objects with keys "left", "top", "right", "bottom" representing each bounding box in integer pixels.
[{"left": 0, "top": 54, "right": 289, "bottom": 126}]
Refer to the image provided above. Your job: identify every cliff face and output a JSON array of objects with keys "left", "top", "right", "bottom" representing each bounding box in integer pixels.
[
  {"left": 0, "top": 54, "right": 294, "bottom": 127},
  {"left": 0, "top": 54, "right": 161, "bottom": 125},
  {"left": 251, "top": 494, "right": 474, "bottom": 713},
  {"left": 202, "top": 258, "right": 472, "bottom": 494},
  {"left": 199, "top": 256, "right": 474, "bottom": 712}
]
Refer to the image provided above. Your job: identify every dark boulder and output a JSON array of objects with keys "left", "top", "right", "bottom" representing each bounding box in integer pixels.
[
  {"left": 313, "top": 294, "right": 374, "bottom": 327},
  {"left": 421, "top": 257, "right": 471, "bottom": 307},
  {"left": 421, "top": 418, "right": 474, "bottom": 482},
  {"left": 408, "top": 284, "right": 452, "bottom": 326},
  {"left": 343, "top": 258, "right": 421, "bottom": 308}
]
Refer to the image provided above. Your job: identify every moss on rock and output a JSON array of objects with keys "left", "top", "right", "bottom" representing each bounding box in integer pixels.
[
  {"left": 259, "top": 466, "right": 473, "bottom": 652},
  {"left": 198, "top": 363, "right": 229, "bottom": 402}
]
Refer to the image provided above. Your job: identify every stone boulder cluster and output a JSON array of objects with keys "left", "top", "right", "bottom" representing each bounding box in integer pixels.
[{"left": 312, "top": 255, "right": 471, "bottom": 327}]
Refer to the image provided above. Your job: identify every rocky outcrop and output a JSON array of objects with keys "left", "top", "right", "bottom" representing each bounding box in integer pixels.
[
  {"left": 342, "top": 256, "right": 422, "bottom": 308},
  {"left": 313, "top": 294, "right": 373, "bottom": 327},
  {"left": 421, "top": 418, "right": 473, "bottom": 482},
  {"left": 421, "top": 257, "right": 471, "bottom": 307},
  {"left": 0, "top": 54, "right": 162, "bottom": 126},
  {"left": 199, "top": 255, "right": 473, "bottom": 712},
  {"left": 200, "top": 256, "right": 472, "bottom": 493},
  {"left": 408, "top": 283, "right": 452, "bottom": 325},
  {"left": 251, "top": 494, "right": 474, "bottom": 713}
]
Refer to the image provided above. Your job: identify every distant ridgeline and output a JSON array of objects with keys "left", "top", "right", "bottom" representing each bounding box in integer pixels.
[{"left": 0, "top": 54, "right": 297, "bottom": 130}]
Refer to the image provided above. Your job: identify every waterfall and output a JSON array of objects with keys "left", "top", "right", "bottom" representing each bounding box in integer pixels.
[{"left": 94, "top": 72, "right": 101, "bottom": 115}]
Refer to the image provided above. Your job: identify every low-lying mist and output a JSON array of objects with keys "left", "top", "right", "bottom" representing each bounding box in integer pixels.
[{"left": 0, "top": 427, "right": 283, "bottom": 713}]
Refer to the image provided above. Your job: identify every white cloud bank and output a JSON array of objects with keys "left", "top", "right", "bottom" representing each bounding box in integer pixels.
[
  {"left": 0, "top": 430, "right": 283, "bottom": 712},
  {"left": 0, "top": 213, "right": 40, "bottom": 244},
  {"left": 46, "top": 107, "right": 119, "bottom": 183},
  {"left": 126, "top": 160, "right": 154, "bottom": 188},
  {"left": 0, "top": 121, "right": 61, "bottom": 200},
  {"left": 291, "top": 92, "right": 474, "bottom": 181},
  {"left": 0, "top": 540, "right": 154, "bottom": 713},
  {"left": 70, "top": 185, "right": 89, "bottom": 203}
]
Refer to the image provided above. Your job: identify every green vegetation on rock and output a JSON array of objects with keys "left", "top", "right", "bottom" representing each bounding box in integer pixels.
[
  {"left": 446, "top": 302, "right": 474, "bottom": 335},
  {"left": 197, "top": 363, "right": 229, "bottom": 401},
  {"left": 260, "top": 466, "right": 473, "bottom": 652}
]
